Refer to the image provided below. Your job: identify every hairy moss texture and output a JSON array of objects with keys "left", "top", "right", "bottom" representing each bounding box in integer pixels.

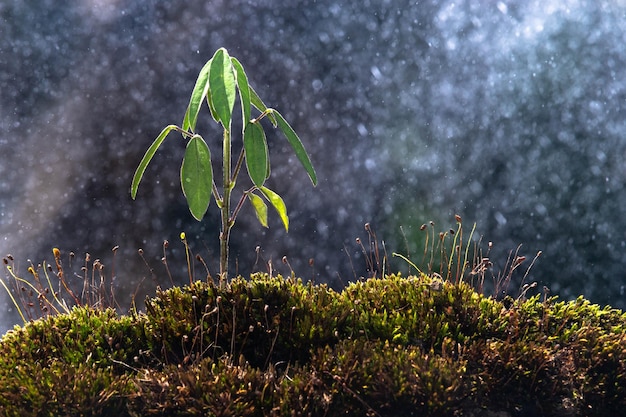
[{"left": 1, "top": 273, "right": 625, "bottom": 416}]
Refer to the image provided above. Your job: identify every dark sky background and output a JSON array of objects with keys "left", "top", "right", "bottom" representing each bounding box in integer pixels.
[{"left": 2, "top": 0, "right": 626, "bottom": 333}]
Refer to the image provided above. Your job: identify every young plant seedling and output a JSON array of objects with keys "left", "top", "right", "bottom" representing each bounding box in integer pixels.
[{"left": 131, "top": 48, "right": 317, "bottom": 284}]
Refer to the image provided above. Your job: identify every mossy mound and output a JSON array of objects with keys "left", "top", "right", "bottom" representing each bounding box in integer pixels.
[{"left": 1, "top": 273, "right": 625, "bottom": 416}]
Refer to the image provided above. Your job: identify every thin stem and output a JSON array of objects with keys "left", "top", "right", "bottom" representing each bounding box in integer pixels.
[
  {"left": 220, "top": 128, "right": 232, "bottom": 286},
  {"left": 250, "top": 109, "right": 272, "bottom": 124},
  {"left": 173, "top": 125, "right": 195, "bottom": 138},
  {"left": 212, "top": 182, "right": 222, "bottom": 206},
  {"left": 231, "top": 187, "right": 257, "bottom": 223},
  {"left": 232, "top": 147, "right": 246, "bottom": 184}
]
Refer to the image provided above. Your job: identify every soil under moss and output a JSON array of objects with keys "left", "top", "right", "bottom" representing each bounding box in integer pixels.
[{"left": 1, "top": 273, "right": 625, "bottom": 416}]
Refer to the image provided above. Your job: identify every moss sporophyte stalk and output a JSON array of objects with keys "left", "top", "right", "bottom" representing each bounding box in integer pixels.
[{"left": 131, "top": 48, "right": 317, "bottom": 285}]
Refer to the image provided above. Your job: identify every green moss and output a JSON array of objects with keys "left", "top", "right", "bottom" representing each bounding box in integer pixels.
[
  {"left": 0, "top": 307, "right": 142, "bottom": 416},
  {"left": 141, "top": 274, "right": 346, "bottom": 368},
  {"left": 1, "top": 274, "right": 625, "bottom": 416}
]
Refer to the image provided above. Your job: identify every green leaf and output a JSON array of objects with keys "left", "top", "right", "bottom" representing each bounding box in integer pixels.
[
  {"left": 272, "top": 110, "right": 318, "bottom": 186},
  {"left": 243, "top": 122, "right": 269, "bottom": 187},
  {"left": 206, "top": 88, "right": 219, "bottom": 123},
  {"left": 208, "top": 48, "right": 236, "bottom": 129},
  {"left": 249, "top": 86, "right": 277, "bottom": 126},
  {"left": 248, "top": 192, "right": 268, "bottom": 228},
  {"left": 230, "top": 57, "right": 251, "bottom": 125},
  {"left": 131, "top": 124, "right": 178, "bottom": 199},
  {"left": 260, "top": 186, "right": 289, "bottom": 231},
  {"left": 182, "top": 59, "right": 212, "bottom": 132},
  {"left": 180, "top": 135, "right": 213, "bottom": 221},
  {"left": 249, "top": 85, "right": 268, "bottom": 112}
]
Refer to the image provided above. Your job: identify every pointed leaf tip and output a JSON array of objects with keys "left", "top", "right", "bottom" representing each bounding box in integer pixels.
[
  {"left": 260, "top": 186, "right": 289, "bottom": 231},
  {"left": 248, "top": 192, "right": 268, "bottom": 228},
  {"left": 131, "top": 124, "right": 178, "bottom": 199},
  {"left": 273, "top": 111, "right": 317, "bottom": 186}
]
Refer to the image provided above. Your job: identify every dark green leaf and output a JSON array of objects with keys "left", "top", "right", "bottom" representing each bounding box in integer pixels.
[
  {"left": 180, "top": 135, "right": 213, "bottom": 221},
  {"left": 206, "top": 88, "right": 219, "bottom": 123},
  {"left": 260, "top": 186, "right": 288, "bottom": 231},
  {"left": 248, "top": 192, "right": 268, "bottom": 228},
  {"left": 244, "top": 122, "right": 269, "bottom": 187},
  {"left": 208, "top": 48, "right": 236, "bottom": 129},
  {"left": 131, "top": 124, "right": 178, "bottom": 199},
  {"left": 182, "top": 59, "right": 212, "bottom": 132},
  {"left": 230, "top": 57, "right": 251, "bottom": 125},
  {"left": 272, "top": 110, "right": 317, "bottom": 186}
]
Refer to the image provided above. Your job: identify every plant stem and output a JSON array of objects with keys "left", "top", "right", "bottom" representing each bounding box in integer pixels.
[
  {"left": 231, "top": 187, "right": 256, "bottom": 222},
  {"left": 220, "top": 128, "right": 232, "bottom": 286},
  {"left": 232, "top": 147, "right": 246, "bottom": 183}
]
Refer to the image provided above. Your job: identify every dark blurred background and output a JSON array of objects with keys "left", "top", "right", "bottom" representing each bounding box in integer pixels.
[{"left": 2, "top": 0, "right": 626, "bottom": 333}]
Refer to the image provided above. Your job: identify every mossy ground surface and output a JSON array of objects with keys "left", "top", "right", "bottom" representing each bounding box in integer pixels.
[{"left": 1, "top": 273, "right": 625, "bottom": 416}]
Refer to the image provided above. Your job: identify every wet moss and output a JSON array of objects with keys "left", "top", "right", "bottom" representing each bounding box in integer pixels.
[{"left": 1, "top": 273, "right": 625, "bottom": 416}]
